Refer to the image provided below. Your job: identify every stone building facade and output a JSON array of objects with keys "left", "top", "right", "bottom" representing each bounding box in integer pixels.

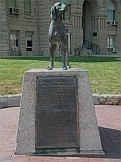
[{"left": 0, "top": 0, "right": 121, "bottom": 57}]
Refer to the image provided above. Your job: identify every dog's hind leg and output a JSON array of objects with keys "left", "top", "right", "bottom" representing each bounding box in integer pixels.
[
  {"left": 47, "top": 45, "right": 55, "bottom": 70},
  {"left": 66, "top": 50, "right": 71, "bottom": 69},
  {"left": 61, "top": 46, "right": 67, "bottom": 70}
]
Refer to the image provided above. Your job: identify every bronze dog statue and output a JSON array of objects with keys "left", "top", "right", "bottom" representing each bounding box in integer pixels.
[{"left": 47, "top": 2, "right": 71, "bottom": 70}]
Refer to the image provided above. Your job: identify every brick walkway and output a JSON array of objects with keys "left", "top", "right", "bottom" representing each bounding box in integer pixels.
[{"left": 0, "top": 105, "right": 121, "bottom": 162}]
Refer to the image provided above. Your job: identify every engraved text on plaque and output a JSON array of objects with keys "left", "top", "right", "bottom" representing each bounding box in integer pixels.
[{"left": 35, "top": 76, "right": 79, "bottom": 149}]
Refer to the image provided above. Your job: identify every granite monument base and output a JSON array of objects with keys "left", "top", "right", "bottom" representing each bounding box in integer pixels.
[{"left": 15, "top": 68, "right": 104, "bottom": 155}]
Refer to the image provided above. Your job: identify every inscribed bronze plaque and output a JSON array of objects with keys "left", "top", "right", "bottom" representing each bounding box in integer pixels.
[{"left": 35, "top": 76, "right": 79, "bottom": 149}]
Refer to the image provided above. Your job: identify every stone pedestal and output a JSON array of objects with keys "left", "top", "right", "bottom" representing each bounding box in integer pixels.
[{"left": 15, "top": 68, "right": 104, "bottom": 155}]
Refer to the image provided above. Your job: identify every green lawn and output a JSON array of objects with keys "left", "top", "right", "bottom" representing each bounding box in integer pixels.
[{"left": 0, "top": 56, "right": 121, "bottom": 95}]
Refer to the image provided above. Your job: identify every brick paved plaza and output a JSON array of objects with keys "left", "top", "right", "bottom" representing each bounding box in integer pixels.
[{"left": 0, "top": 105, "right": 121, "bottom": 162}]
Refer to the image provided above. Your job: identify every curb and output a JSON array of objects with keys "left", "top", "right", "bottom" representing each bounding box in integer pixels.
[
  {"left": 0, "top": 94, "right": 21, "bottom": 109},
  {"left": 0, "top": 93, "right": 121, "bottom": 109}
]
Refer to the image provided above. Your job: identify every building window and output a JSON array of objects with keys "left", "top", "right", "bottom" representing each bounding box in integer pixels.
[
  {"left": 24, "top": 0, "right": 31, "bottom": 15},
  {"left": 26, "top": 33, "right": 33, "bottom": 51},
  {"left": 10, "top": 31, "right": 19, "bottom": 52},
  {"left": 107, "top": 35, "right": 115, "bottom": 48},
  {"left": 65, "top": 4, "right": 71, "bottom": 21},
  {"left": 8, "top": 0, "right": 16, "bottom": 8},
  {"left": 107, "top": 2, "right": 115, "bottom": 21}
]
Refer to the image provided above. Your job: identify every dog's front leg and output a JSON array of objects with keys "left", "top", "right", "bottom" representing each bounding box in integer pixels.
[
  {"left": 61, "top": 47, "right": 67, "bottom": 70},
  {"left": 66, "top": 50, "right": 71, "bottom": 69},
  {"left": 47, "top": 46, "right": 54, "bottom": 70}
]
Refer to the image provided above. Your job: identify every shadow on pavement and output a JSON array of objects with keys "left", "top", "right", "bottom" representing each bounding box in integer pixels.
[{"left": 99, "top": 127, "right": 121, "bottom": 159}]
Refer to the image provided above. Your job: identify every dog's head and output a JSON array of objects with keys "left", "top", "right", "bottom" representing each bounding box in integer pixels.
[{"left": 50, "top": 2, "right": 68, "bottom": 21}]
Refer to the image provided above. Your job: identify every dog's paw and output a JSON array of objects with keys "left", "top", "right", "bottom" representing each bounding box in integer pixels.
[
  {"left": 67, "top": 65, "right": 71, "bottom": 69},
  {"left": 62, "top": 66, "right": 67, "bottom": 70},
  {"left": 47, "top": 66, "right": 53, "bottom": 70}
]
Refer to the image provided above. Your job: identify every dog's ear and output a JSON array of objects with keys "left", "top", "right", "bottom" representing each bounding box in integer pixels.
[{"left": 50, "top": 6, "right": 57, "bottom": 20}]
